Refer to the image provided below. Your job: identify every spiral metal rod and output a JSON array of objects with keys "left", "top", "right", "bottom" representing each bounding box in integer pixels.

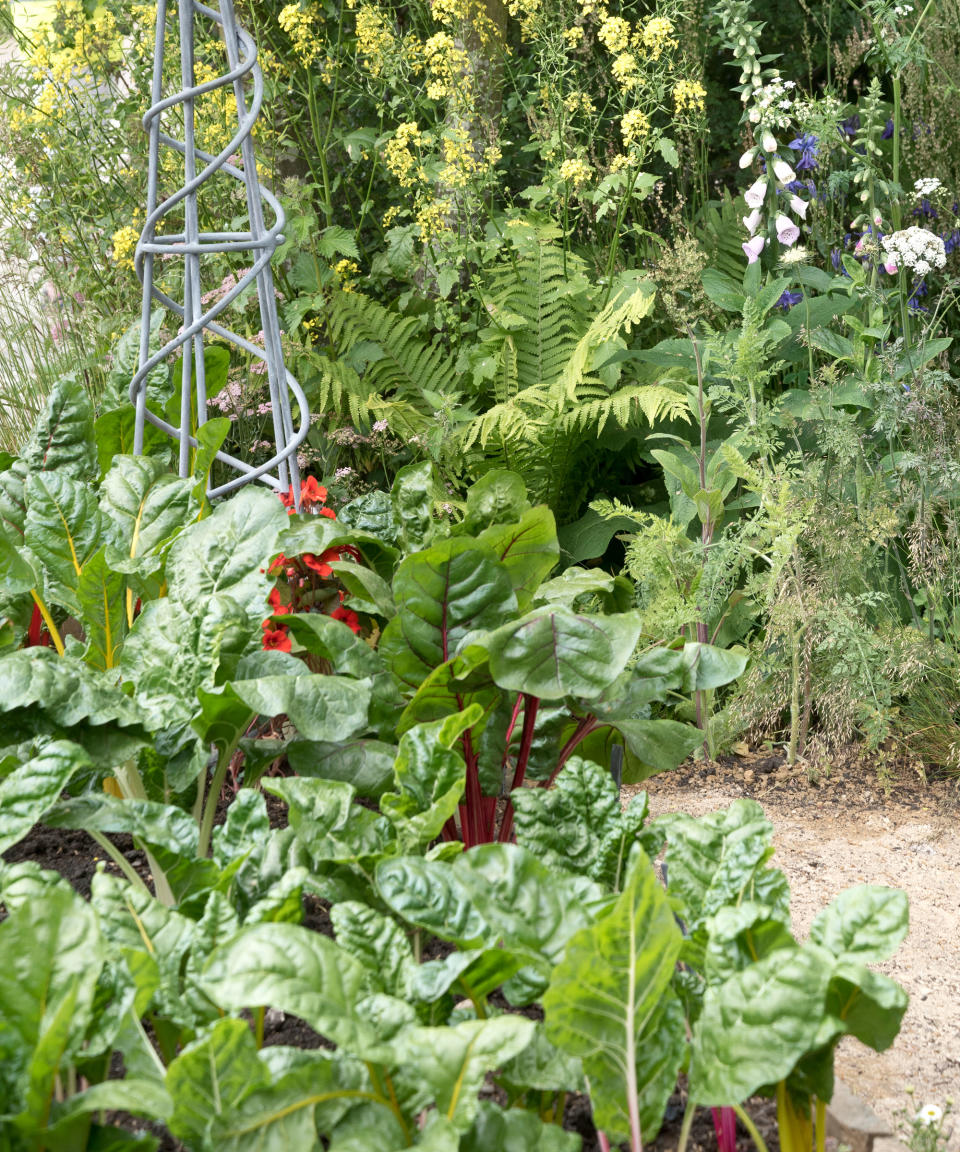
[{"left": 131, "top": 0, "right": 308, "bottom": 500}]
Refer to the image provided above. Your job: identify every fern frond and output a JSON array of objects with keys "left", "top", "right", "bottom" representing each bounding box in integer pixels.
[
  {"left": 564, "top": 383, "right": 691, "bottom": 435},
  {"left": 558, "top": 287, "right": 657, "bottom": 406}
]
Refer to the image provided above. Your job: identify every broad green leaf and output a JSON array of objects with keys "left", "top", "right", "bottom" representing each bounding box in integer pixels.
[
  {"left": 461, "top": 469, "right": 530, "bottom": 532},
  {"left": 0, "top": 885, "right": 103, "bottom": 1113},
  {"left": 462, "top": 1101, "right": 581, "bottom": 1151},
  {"left": 535, "top": 566, "right": 616, "bottom": 606},
  {"left": 380, "top": 710, "right": 478, "bottom": 851},
  {"left": 201, "top": 923, "right": 393, "bottom": 1060},
  {"left": 100, "top": 454, "right": 195, "bottom": 574},
  {"left": 224, "top": 673, "right": 372, "bottom": 742},
  {"left": 691, "top": 944, "right": 834, "bottom": 1104},
  {"left": 809, "top": 885, "right": 909, "bottom": 964},
  {"left": 543, "top": 852, "right": 684, "bottom": 1142},
  {"left": 379, "top": 538, "right": 517, "bottom": 692},
  {"left": 330, "top": 901, "right": 415, "bottom": 997},
  {"left": 49, "top": 1078, "right": 172, "bottom": 1124},
  {"left": 616, "top": 717, "right": 706, "bottom": 780},
  {"left": 826, "top": 961, "right": 908, "bottom": 1051},
  {"left": 679, "top": 643, "right": 748, "bottom": 691},
  {"left": 21, "top": 374, "right": 96, "bottom": 480},
  {"left": 25, "top": 472, "right": 102, "bottom": 612},
  {"left": 498, "top": 1023, "right": 585, "bottom": 1094},
  {"left": 0, "top": 525, "right": 36, "bottom": 594},
  {"left": 287, "top": 738, "right": 398, "bottom": 798},
  {"left": 0, "top": 648, "right": 144, "bottom": 731},
  {"left": 397, "top": 645, "right": 497, "bottom": 735},
  {"left": 265, "top": 777, "right": 391, "bottom": 865},
  {"left": 282, "top": 612, "right": 383, "bottom": 678},
  {"left": 511, "top": 756, "right": 623, "bottom": 883},
  {"left": 76, "top": 548, "right": 127, "bottom": 670},
  {"left": 485, "top": 607, "right": 643, "bottom": 699},
  {"left": 391, "top": 460, "right": 443, "bottom": 550},
  {"left": 212, "top": 789, "right": 271, "bottom": 869},
  {"left": 656, "top": 799, "right": 775, "bottom": 931},
  {"left": 396, "top": 1017, "right": 536, "bottom": 1130},
  {"left": 703, "top": 901, "right": 795, "bottom": 985},
  {"left": 326, "top": 559, "right": 396, "bottom": 618},
  {"left": 477, "top": 505, "right": 559, "bottom": 611},
  {"left": 0, "top": 739, "right": 92, "bottom": 855},
  {"left": 165, "top": 486, "right": 287, "bottom": 622}
]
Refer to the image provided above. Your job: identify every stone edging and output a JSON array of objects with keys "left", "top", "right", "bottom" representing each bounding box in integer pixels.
[{"left": 826, "top": 1080, "right": 910, "bottom": 1152}]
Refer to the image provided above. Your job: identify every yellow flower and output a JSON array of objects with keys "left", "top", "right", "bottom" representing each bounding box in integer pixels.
[
  {"left": 674, "top": 78, "right": 707, "bottom": 112},
  {"left": 621, "top": 109, "right": 650, "bottom": 147},
  {"left": 333, "top": 258, "right": 361, "bottom": 291},
  {"left": 279, "top": 3, "right": 323, "bottom": 65},
  {"left": 640, "top": 15, "right": 677, "bottom": 59},
  {"left": 383, "top": 121, "right": 424, "bottom": 186},
  {"left": 423, "top": 31, "right": 470, "bottom": 100},
  {"left": 559, "top": 158, "right": 592, "bottom": 188},
  {"left": 598, "top": 15, "right": 631, "bottom": 54},
  {"left": 563, "top": 26, "right": 584, "bottom": 47},
  {"left": 112, "top": 226, "right": 140, "bottom": 272},
  {"left": 611, "top": 52, "right": 639, "bottom": 88},
  {"left": 355, "top": 4, "right": 395, "bottom": 77},
  {"left": 564, "top": 91, "right": 596, "bottom": 116},
  {"left": 416, "top": 200, "right": 450, "bottom": 241}
]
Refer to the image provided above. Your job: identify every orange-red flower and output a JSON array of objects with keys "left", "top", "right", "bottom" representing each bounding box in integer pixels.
[
  {"left": 268, "top": 587, "right": 291, "bottom": 614},
  {"left": 331, "top": 606, "right": 362, "bottom": 634},
  {"left": 268, "top": 552, "right": 286, "bottom": 574},
  {"left": 262, "top": 627, "right": 292, "bottom": 652},
  {"left": 300, "top": 476, "right": 328, "bottom": 507},
  {"left": 302, "top": 547, "right": 341, "bottom": 579}
]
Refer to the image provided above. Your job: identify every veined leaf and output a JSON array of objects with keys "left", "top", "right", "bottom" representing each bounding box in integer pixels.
[
  {"left": 25, "top": 472, "right": 102, "bottom": 612},
  {"left": 21, "top": 374, "right": 96, "bottom": 480},
  {"left": 543, "top": 852, "right": 685, "bottom": 1142},
  {"left": 100, "top": 454, "right": 195, "bottom": 574},
  {"left": 0, "top": 738, "right": 93, "bottom": 855}
]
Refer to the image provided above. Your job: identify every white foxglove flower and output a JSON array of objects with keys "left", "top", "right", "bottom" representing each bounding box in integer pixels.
[
  {"left": 761, "top": 130, "right": 778, "bottom": 153},
  {"left": 742, "top": 235, "right": 765, "bottom": 263},
  {"left": 739, "top": 148, "right": 757, "bottom": 169},
  {"left": 776, "top": 213, "right": 800, "bottom": 246},
  {"left": 789, "top": 196, "right": 808, "bottom": 219},
  {"left": 772, "top": 159, "right": 796, "bottom": 185},
  {"left": 743, "top": 207, "right": 763, "bottom": 235},
  {"left": 744, "top": 177, "right": 767, "bottom": 208}
]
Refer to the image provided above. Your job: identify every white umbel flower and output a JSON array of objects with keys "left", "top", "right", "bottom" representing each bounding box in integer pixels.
[
  {"left": 914, "top": 177, "right": 941, "bottom": 197},
  {"left": 881, "top": 226, "right": 947, "bottom": 272}
]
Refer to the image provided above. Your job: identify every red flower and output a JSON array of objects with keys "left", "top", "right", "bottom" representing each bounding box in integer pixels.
[
  {"left": 262, "top": 627, "right": 292, "bottom": 652},
  {"left": 268, "top": 587, "right": 291, "bottom": 614},
  {"left": 300, "top": 477, "right": 328, "bottom": 508},
  {"left": 302, "top": 547, "right": 341, "bottom": 579},
  {"left": 318, "top": 506, "right": 336, "bottom": 520},
  {"left": 268, "top": 552, "right": 286, "bottom": 574},
  {"left": 331, "top": 606, "right": 362, "bottom": 634}
]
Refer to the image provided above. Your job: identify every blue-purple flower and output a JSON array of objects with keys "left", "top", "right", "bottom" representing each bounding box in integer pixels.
[
  {"left": 776, "top": 289, "right": 803, "bottom": 310},
  {"left": 789, "top": 133, "right": 819, "bottom": 171}
]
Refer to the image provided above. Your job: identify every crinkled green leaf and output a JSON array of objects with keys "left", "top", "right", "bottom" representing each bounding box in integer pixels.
[
  {"left": 330, "top": 901, "right": 414, "bottom": 998},
  {"left": 477, "top": 505, "right": 559, "bottom": 611},
  {"left": 201, "top": 923, "right": 393, "bottom": 1060},
  {"left": 21, "top": 374, "right": 96, "bottom": 480},
  {"left": 809, "top": 885, "right": 909, "bottom": 965},
  {"left": 25, "top": 472, "right": 102, "bottom": 612},
  {"left": 265, "top": 777, "right": 392, "bottom": 865},
  {"left": 0, "top": 738, "right": 92, "bottom": 855},
  {"left": 287, "top": 738, "right": 398, "bottom": 799},
  {"left": 657, "top": 798, "right": 775, "bottom": 931},
  {"left": 224, "top": 673, "right": 372, "bottom": 743},
  {"left": 485, "top": 607, "right": 643, "bottom": 699},
  {"left": 76, "top": 547, "right": 128, "bottom": 670},
  {"left": 616, "top": 717, "right": 706, "bottom": 781},
  {"left": 690, "top": 943, "right": 834, "bottom": 1104},
  {"left": 498, "top": 1022, "right": 585, "bottom": 1094},
  {"left": 543, "top": 852, "right": 684, "bottom": 1142},
  {"left": 395, "top": 1017, "right": 536, "bottom": 1130},
  {"left": 165, "top": 486, "right": 287, "bottom": 622},
  {"left": 462, "top": 1102, "right": 581, "bottom": 1151},
  {"left": 461, "top": 470, "right": 530, "bottom": 533},
  {"left": 0, "top": 648, "right": 144, "bottom": 731},
  {"left": 282, "top": 612, "right": 383, "bottom": 677},
  {"left": 100, "top": 454, "right": 195, "bottom": 575},
  {"left": 826, "top": 960, "right": 908, "bottom": 1051},
  {"left": 0, "top": 524, "right": 36, "bottom": 595},
  {"left": 380, "top": 538, "right": 517, "bottom": 693},
  {"left": 212, "top": 789, "right": 271, "bottom": 869},
  {"left": 703, "top": 901, "right": 795, "bottom": 985}
]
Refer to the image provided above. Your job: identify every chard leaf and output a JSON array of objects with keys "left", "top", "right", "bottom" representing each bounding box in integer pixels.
[
  {"left": 212, "top": 789, "right": 271, "bottom": 869},
  {"left": 484, "top": 607, "right": 643, "bottom": 699},
  {"left": 809, "top": 885, "right": 909, "bottom": 964},
  {"left": 477, "top": 505, "right": 560, "bottom": 611},
  {"left": 498, "top": 1022, "right": 585, "bottom": 1094},
  {"left": 220, "top": 673, "right": 373, "bottom": 743},
  {"left": 0, "top": 738, "right": 93, "bottom": 855},
  {"left": 24, "top": 472, "right": 102, "bottom": 612},
  {"left": 330, "top": 901, "right": 415, "bottom": 997},
  {"left": 511, "top": 755, "right": 625, "bottom": 885},
  {"left": 703, "top": 901, "right": 795, "bottom": 985},
  {"left": 265, "top": 777, "right": 392, "bottom": 864},
  {"left": 462, "top": 1101, "right": 581, "bottom": 1151},
  {"left": 461, "top": 469, "right": 530, "bottom": 532},
  {"left": 543, "top": 853, "right": 685, "bottom": 1142},
  {"left": 100, "top": 454, "right": 195, "bottom": 575},
  {"left": 281, "top": 612, "right": 383, "bottom": 677},
  {"left": 690, "top": 943, "right": 834, "bottom": 1103},
  {"left": 394, "top": 1017, "right": 536, "bottom": 1130},
  {"left": 0, "top": 524, "right": 36, "bottom": 594},
  {"left": 21, "top": 374, "right": 96, "bottom": 480},
  {"left": 76, "top": 548, "right": 128, "bottom": 670},
  {"left": 201, "top": 923, "right": 394, "bottom": 1060},
  {"left": 0, "top": 648, "right": 144, "bottom": 731},
  {"left": 615, "top": 717, "right": 707, "bottom": 780},
  {"left": 656, "top": 798, "right": 775, "bottom": 931},
  {"left": 379, "top": 538, "right": 517, "bottom": 692},
  {"left": 381, "top": 710, "right": 478, "bottom": 851},
  {"left": 286, "top": 738, "right": 397, "bottom": 799},
  {"left": 165, "top": 486, "right": 287, "bottom": 623},
  {"left": 826, "top": 961, "right": 908, "bottom": 1051}
]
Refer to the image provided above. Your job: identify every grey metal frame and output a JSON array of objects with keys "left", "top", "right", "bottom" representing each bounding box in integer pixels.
[{"left": 131, "top": 0, "right": 308, "bottom": 502}]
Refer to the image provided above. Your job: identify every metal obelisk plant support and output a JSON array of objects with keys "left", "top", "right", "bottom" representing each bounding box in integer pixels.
[{"left": 131, "top": 0, "right": 308, "bottom": 502}]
